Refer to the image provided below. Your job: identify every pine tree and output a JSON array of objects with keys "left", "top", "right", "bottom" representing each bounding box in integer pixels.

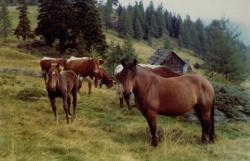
[
  {"left": 155, "top": 4, "right": 165, "bottom": 37},
  {"left": 15, "top": 0, "right": 32, "bottom": 40},
  {"left": 105, "top": 41, "right": 123, "bottom": 74},
  {"left": 205, "top": 20, "right": 247, "bottom": 82},
  {"left": 163, "top": 34, "right": 172, "bottom": 49},
  {"left": 144, "top": 1, "right": 157, "bottom": 39},
  {"left": 122, "top": 35, "right": 137, "bottom": 60},
  {"left": 117, "top": 7, "right": 132, "bottom": 37},
  {"left": 194, "top": 18, "right": 207, "bottom": 56},
  {"left": 74, "top": 0, "right": 107, "bottom": 53},
  {"left": 132, "top": 2, "right": 143, "bottom": 39},
  {"left": 103, "top": 0, "right": 112, "bottom": 29},
  {"left": 0, "top": 0, "right": 11, "bottom": 40},
  {"left": 35, "top": 0, "right": 73, "bottom": 54}
]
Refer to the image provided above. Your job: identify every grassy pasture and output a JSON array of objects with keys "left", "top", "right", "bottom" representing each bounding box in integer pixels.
[
  {"left": 1, "top": 5, "right": 250, "bottom": 161},
  {"left": 1, "top": 72, "right": 250, "bottom": 161},
  {"left": 0, "top": 44, "right": 250, "bottom": 161}
]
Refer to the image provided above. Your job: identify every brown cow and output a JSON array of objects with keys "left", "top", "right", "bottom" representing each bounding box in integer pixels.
[
  {"left": 65, "top": 56, "right": 104, "bottom": 95},
  {"left": 40, "top": 57, "right": 66, "bottom": 81}
]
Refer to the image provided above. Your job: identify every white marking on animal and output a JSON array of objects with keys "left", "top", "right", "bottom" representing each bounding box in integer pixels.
[
  {"left": 41, "top": 57, "right": 55, "bottom": 60},
  {"left": 114, "top": 64, "right": 162, "bottom": 75},
  {"left": 67, "top": 56, "right": 90, "bottom": 63}
]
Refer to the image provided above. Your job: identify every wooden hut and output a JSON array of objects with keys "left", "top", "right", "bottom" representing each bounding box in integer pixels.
[{"left": 148, "top": 48, "right": 192, "bottom": 73}]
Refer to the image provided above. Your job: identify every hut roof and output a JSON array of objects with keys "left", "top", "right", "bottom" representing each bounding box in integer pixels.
[{"left": 148, "top": 48, "right": 187, "bottom": 65}]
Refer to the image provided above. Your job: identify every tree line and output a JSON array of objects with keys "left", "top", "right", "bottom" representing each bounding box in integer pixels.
[
  {"left": 99, "top": 0, "right": 249, "bottom": 82},
  {"left": 0, "top": 0, "right": 249, "bottom": 82}
]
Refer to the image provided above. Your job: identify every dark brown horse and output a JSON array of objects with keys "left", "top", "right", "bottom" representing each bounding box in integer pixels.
[
  {"left": 116, "top": 65, "right": 180, "bottom": 109},
  {"left": 93, "top": 67, "right": 113, "bottom": 88},
  {"left": 46, "top": 63, "right": 81, "bottom": 123},
  {"left": 116, "top": 59, "right": 215, "bottom": 146}
]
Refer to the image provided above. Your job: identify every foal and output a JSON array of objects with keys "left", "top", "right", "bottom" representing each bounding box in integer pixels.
[{"left": 46, "top": 63, "right": 80, "bottom": 123}]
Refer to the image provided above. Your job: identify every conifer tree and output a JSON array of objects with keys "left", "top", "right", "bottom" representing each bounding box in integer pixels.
[
  {"left": 132, "top": 2, "right": 143, "bottom": 39},
  {"left": 144, "top": 1, "right": 157, "bottom": 39},
  {"left": 74, "top": 0, "right": 107, "bottom": 53},
  {"left": 205, "top": 20, "right": 247, "bottom": 82},
  {"left": 15, "top": 0, "right": 32, "bottom": 40}
]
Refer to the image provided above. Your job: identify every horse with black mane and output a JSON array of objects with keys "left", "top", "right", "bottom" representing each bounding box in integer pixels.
[
  {"left": 116, "top": 59, "right": 215, "bottom": 146},
  {"left": 46, "top": 63, "right": 81, "bottom": 123}
]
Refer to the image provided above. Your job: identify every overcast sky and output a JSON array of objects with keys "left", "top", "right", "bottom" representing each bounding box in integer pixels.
[
  {"left": 120, "top": 0, "right": 249, "bottom": 25},
  {"left": 119, "top": 0, "right": 250, "bottom": 45}
]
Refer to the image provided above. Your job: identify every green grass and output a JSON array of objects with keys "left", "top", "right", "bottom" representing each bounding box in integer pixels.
[
  {"left": 1, "top": 73, "right": 250, "bottom": 161},
  {"left": 1, "top": 6, "right": 250, "bottom": 161}
]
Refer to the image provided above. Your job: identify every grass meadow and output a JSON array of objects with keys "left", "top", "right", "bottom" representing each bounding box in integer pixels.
[{"left": 0, "top": 5, "right": 250, "bottom": 161}]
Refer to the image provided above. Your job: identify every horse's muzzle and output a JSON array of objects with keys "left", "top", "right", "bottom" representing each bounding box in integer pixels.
[{"left": 123, "top": 92, "right": 131, "bottom": 100}]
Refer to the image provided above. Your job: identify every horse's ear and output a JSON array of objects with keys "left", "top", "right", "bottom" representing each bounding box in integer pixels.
[
  {"left": 132, "top": 59, "right": 137, "bottom": 66},
  {"left": 121, "top": 59, "right": 127, "bottom": 68}
]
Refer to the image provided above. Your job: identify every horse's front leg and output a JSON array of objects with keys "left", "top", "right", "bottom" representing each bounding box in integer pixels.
[
  {"left": 144, "top": 110, "right": 158, "bottom": 146},
  {"left": 67, "top": 96, "right": 71, "bottom": 117},
  {"left": 88, "top": 78, "right": 92, "bottom": 95},
  {"left": 63, "top": 94, "right": 69, "bottom": 123},
  {"left": 124, "top": 97, "right": 131, "bottom": 110},
  {"left": 49, "top": 97, "right": 58, "bottom": 123},
  {"left": 72, "top": 91, "right": 77, "bottom": 120}
]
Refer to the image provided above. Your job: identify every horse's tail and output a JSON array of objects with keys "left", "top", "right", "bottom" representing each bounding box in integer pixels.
[{"left": 210, "top": 99, "right": 216, "bottom": 141}]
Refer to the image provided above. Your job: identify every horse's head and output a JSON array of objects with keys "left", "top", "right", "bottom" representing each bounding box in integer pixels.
[
  {"left": 116, "top": 59, "right": 137, "bottom": 100},
  {"left": 46, "top": 63, "right": 62, "bottom": 92},
  {"left": 90, "top": 58, "right": 104, "bottom": 75}
]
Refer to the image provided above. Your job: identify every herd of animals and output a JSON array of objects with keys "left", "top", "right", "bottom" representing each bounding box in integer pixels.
[{"left": 40, "top": 56, "right": 215, "bottom": 147}]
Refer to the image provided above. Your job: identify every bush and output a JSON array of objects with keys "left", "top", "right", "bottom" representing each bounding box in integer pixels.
[
  {"left": 16, "top": 87, "right": 47, "bottom": 101},
  {"left": 213, "top": 81, "right": 250, "bottom": 119}
]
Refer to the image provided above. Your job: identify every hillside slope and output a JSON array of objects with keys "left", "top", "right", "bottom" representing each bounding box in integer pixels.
[{"left": 1, "top": 6, "right": 250, "bottom": 161}]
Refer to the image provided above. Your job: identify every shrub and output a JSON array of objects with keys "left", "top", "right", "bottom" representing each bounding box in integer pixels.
[
  {"left": 213, "top": 81, "right": 250, "bottom": 119},
  {"left": 16, "top": 87, "right": 47, "bottom": 101}
]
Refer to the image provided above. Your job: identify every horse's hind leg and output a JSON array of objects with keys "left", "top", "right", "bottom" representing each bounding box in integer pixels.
[
  {"left": 209, "top": 100, "right": 216, "bottom": 142},
  {"left": 201, "top": 110, "right": 211, "bottom": 143},
  {"left": 67, "top": 96, "right": 71, "bottom": 117},
  {"left": 194, "top": 105, "right": 210, "bottom": 143},
  {"left": 143, "top": 111, "right": 158, "bottom": 146}
]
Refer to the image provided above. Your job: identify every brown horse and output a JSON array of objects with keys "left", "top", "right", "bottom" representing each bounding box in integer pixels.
[
  {"left": 40, "top": 57, "right": 66, "bottom": 81},
  {"left": 46, "top": 63, "right": 80, "bottom": 123},
  {"left": 116, "top": 59, "right": 215, "bottom": 146},
  {"left": 93, "top": 67, "right": 113, "bottom": 88},
  {"left": 116, "top": 65, "right": 180, "bottom": 109},
  {"left": 65, "top": 56, "right": 104, "bottom": 95}
]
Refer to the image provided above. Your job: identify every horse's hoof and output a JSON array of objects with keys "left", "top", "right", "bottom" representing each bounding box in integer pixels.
[{"left": 151, "top": 136, "right": 159, "bottom": 147}]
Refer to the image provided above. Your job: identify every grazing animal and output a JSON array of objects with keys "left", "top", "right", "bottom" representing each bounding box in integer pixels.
[
  {"left": 40, "top": 57, "right": 66, "bottom": 81},
  {"left": 115, "top": 64, "right": 180, "bottom": 109},
  {"left": 116, "top": 59, "right": 215, "bottom": 146},
  {"left": 46, "top": 63, "right": 80, "bottom": 123},
  {"left": 93, "top": 67, "right": 113, "bottom": 88},
  {"left": 65, "top": 56, "right": 104, "bottom": 95}
]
